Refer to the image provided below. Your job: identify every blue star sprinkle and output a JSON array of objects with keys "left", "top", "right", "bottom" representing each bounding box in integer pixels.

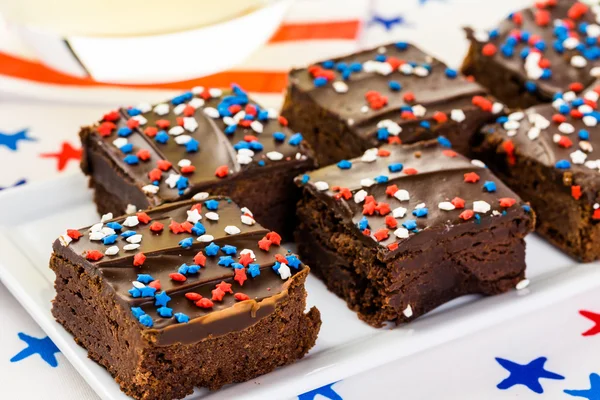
[
  {"left": 154, "top": 291, "right": 171, "bottom": 307},
  {"left": 174, "top": 313, "right": 190, "bottom": 323},
  {"left": 565, "top": 373, "right": 600, "bottom": 400},
  {"left": 205, "top": 199, "right": 219, "bottom": 210},
  {"left": 337, "top": 160, "right": 352, "bottom": 170},
  {"left": 496, "top": 356, "right": 564, "bottom": 394},
  {"left": 248, "top": 263, "right": 261, "bottom": 278},
  {"left": 10, "top": 333, "right": 60, "bottom": 367},
  {"left": 298, "top": 381, "right": 343, "bottom": 400},
  {"left": 0, "top": 129, "right": 36, "bottom": 151},
  {"left": 205, "top": 242, "right": 220, "bottom": 256}
]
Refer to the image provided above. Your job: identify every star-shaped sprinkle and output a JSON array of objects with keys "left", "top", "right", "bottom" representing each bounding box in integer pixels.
[
  {"left": 39, "top": 141, "right": 82, "bottom": 171},
  {"left": 580, "top": 310, "right": 600, "bottom": 336},
  {"left": 564, "top": 373, "right": 600, "bottom": 400},
  {"left": 496, "top": 356, "right": 564, "bottom": 394},
  {"left": 0, "top": 128, "right": 36, "bottom": 151},
  {"left": 10, "top": 332, "right": 60, "bottom": 367}
]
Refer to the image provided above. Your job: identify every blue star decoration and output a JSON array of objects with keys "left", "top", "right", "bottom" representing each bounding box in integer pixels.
[
  {"left": 0, "top": 128, "right": 36, "bottom": 151},
  {"left": 298, "top": 381, "right": 343, "bottom": 400},
  {"left": 369, "top": 15, "right": 409, "bottom": 31},
  {"left": 565, "top": 373, "right": 600, "bottom": 400},
  {"left": 496, "top": 356, "right": 564, "bottom": 394},
  {"left": 10, "top": 332, "right": 60, "bottom": 367},
  {"left": 0, "top": 178, "right": 26, "bottom": 191}
]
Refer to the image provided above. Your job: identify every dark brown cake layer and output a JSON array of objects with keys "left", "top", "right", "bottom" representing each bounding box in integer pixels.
[
  {"left": 51, "top": 197, "right": 321, "bottom": 399},
  {"left": 295, "top": 141, "right": 534, "bottom": 325},
  {"left": 473, "top": 104, "right": 600, "bottom": 261},
  {"left": 461, "top": 0, "right": 600, "bottom": 109},
  {"left": 51, "top": 254, "right": 320, "bottom": 400},
  {"left": 80, "top": 85, "right": 315, "bottom": 238},
  {"left": 282, "top": 42, "right": 504, "bottom": 165}
]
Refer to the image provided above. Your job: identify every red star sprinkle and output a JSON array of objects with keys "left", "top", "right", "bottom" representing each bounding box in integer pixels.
[
  {"left": 136, "top": 212, "right": 151, "bottom": 224},
  {"left": 502, "top": 140, "right": 516, "bottom": 166},
  {"left": 185, "top": 292, "right": 202, "bottom": 301},
  {"left": 275, "top": 254, "right": 286, "bottom": 263},
  {"left": 40, "top": 142, "right": 82, "bottom": 172},
  {"left": 234, "top": 293, "right": 250, "bottom": 301},
  {"left": 137, "top": 149, "right": 151, "bottom": 161},
  {"left": 378, "top": 148, "right": 391, "bottom": 157},
  {"left": 403, "top": 91, "right": 416, "bottom": 102},
  {"left": 194, "top": 251, "right": 206, "bottom": 267},
  {"left": 373, "top": 229, "right": 389, "bottom": 242},
  {"left": 459, "top": 210, "right": 475, "bottom": 220},
  {"left": 183, "top": 105, "right": 195, "bottom": 117},
  {"left": 258, "top": 237, "right": 272, "bottom": 251},
  {"left": 499, "top": 198, "right": 517, "bottom": 208},
  {"left": 363, "top": 202, "right": 376, "bottom": 215},
  {"left": 196, "top": 298, "right": 214, "bottom": 308},
  {"left": 557, "top": 136, "right": 573, "bottom": 148},
  {"left": 157, "top": 159, "right": 172, "bottom": 171},
  {"left": 133, "top": 253, "right": 146, "bottom": 266},
  {"left": 552, "top": 114, "right": 567, "bottom": 124},
  {"left": 237, "top": 253, "right": 253, "bottom": 268},
  {"left": 212, "top": 288, "right": 226, "bottom": 301},
  {"left": 169, "top": 273, "right": 186, "bottom": 282},
  {"left": 451, "top": 197, "right": 465, "bottom": 209},
  {"left": 571, "top": 185, "right": 582, "bottom": 200},
  {"left": 181, "top": 165, "right": 196, "bottom": 174},
  {"left": 433, "top": 111, "right": 448, "bottom": 123},
  {"left": 278, "top": 116, "right": 288, "bottom": 126},
  {"left": 482, "top": 43, "right": 497, "bottom": 56},
  {"left": 568, "top": 2, "right": 588, "bottom": 20},
  {"left": 388, "top": 136, "right": 402, "bottom": 145},
  {"left": 180, "top": 221, "right": 193, "bottom": 233},
  {"left": 127, "top": 118, "right": 140, "bottom": 129},
  {"left": 387, "top": 242, "right": 399, "bottom": 251},
  {"left": 593, "top": 209, "right": 600, "bottom": 220},
  {"left": 148, "top": 168, "right": 162, "bottom": 182},
  {"left": 385, "top": 215, "right": 398, "bottom": 228},
  {"left": 365, "top": 195, "right": 376, "bottom": 204},
  {"left": 150, "top": 221, "right": 164, "bottom": 232},
  {"left": 102, "top": 110, "right": 120, "bottom": 122},
  {"left": 97, "top": 122, "right": 116, "bottom": 137},
  {"left": 215, "top": 165, "right": 229, "bottom": 178},
  {"left": 190, "top": 203, "right": 202, "bottom": 212},
  {"left": 144, "top": 127, "right": 158, "bottom": 137},
  {"left": 400, "top": 111, "right": 416, "bottom": 120},
  {"left": 362, "top": 228, "right": 371, "bottom": 236},
  {"left": 464, "top": 172, "right": 481, "bottom": 183},
  {"left": 229, "top": 104, "right": 242, "bottom": 114},
  {"left": 404, "top": 168, "right": 418, "bottom": 175},
  {"left": 376, "top": 202, "right": 391, "bottom": 216},
  {"left": 156, "top": 119, "right": 170, "bottom": 129},
  {"left": 216, "top": 281, "right": 233, "bottom": 294},
  {"left": 534, "top": 9, "right": 550, "bottom": 25},
  {"left": 472, "top": 96, "right": 493, "bottom": 112},
  {"left": 234, "top": 269, "right": 247, "bottom": 286},
  {"left": 442, "top": 150, "right": 458, "bottom": 158},
  {"left": 67, "top": 229, "right": 82, "bottom": 240},
  {"left": 148, "top": 280, "right": 161, "bottom": 290},
  {"left": 512, "top": 11, "right": 523, "bottom": 24},
  {"left": 580, "top": 310, "right": 600, "bottom": 336},
  {"left": 85, "top": 250, "right": 104, "bottom": 261},
  {"left": 266, "top": 232, "right": 282, "bottom": 246},
  {"left": 386, "top": 184, "right": 399, "bottom": 196},
  {"left": 169, "top": 220, "right": 184, "bottom": 234}
]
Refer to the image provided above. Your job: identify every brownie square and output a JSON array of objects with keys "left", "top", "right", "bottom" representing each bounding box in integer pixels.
[
  {"left": 473, "top": 99, "right": 600, "bottom": 261},
  {"left": 51, "top": 197, "right": 321, "bottom": 400},
  {"left": 295, "top": 141, "right": 534, "bottom": 326},
  {"left": 282, "top": 42, "right": 503, "bottom": 166},
  {"left": 80, "top": 84, "right": 315, "bottom": 238},
  {"left": 462, "top": 0, "right": 600, "bottom": 109}
]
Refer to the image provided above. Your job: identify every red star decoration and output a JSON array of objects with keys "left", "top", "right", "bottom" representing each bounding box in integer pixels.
[
  {"left": 39, "top": 142, "right": 82, "bottom": 172},
  {"left": 580, "top": 310, "right": 600, "bottom": 336}
]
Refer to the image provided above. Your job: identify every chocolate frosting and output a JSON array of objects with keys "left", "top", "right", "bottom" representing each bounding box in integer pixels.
[
  {"left": 480, "top": 103, "right": 600, "bottom": 201},
  {"left": 52, "top": 197, "right": 305, "bottom": 346},
  {"left": 466, "top": 0, "right": 600, "bottom": 98},
  {"left": 86, "top": 87, "right": 314, "bottom": 207},
  {"left": 288, "top": 43, "right": 497, "bottom": 145},
  {"left": 296, "top": 141, "right": 533, "bottom": 262}
]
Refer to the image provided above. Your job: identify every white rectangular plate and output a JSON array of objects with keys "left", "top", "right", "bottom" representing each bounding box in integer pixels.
[{"left": 0, "top": 174, "right": 599, "bottom": 400}]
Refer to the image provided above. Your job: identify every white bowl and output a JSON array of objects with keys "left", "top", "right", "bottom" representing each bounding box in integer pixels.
[{"left": 12, "top": 0, "right": 293, "bottom": 84}]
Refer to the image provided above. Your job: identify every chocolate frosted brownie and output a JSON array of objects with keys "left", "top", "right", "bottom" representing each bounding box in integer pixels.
[
  {"left": 474, "top": 92, "right": 600, "bottom": 261},
  {"left": 462, "top": 0, "right": 600, "bottom": 109},
  {"left": 80, "top": 84, "right": 315, "bottom": 237},
  {"left": 51, "top": 197, "right": 321, "bottom": 400},
  {"left": 282, "top": 42, "right": 504, "bottom": 165},
  {"left": 295, "top": 141, "right": 534, "bottom": 326}
]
